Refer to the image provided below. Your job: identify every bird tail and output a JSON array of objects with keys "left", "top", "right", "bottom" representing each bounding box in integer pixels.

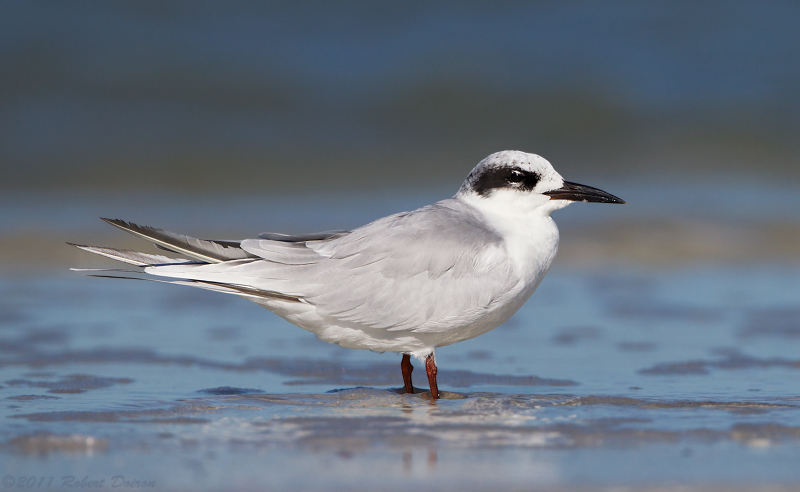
[
  {"left": 69, "top": 219, "right": 303, "bottom": 303},
  {"left": 99, "top": 218, "right": 255, "bottom": 263}
]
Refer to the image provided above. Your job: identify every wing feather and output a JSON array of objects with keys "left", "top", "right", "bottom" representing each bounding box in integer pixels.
[
  {"left": 300, "top": 201, "right": 519, "bottom": 332},
  {"left": 79, "top": 200, "right": 517, "bottom": 334},
  {"left": 67, "top": 243, "right": 195, "bottom": 266},
  {"left": 240, "top": 239, "right": 325, "bottom": 265},
  {"left": 257, "top": 230, "right": 350, "bottom": 241},
  {"left": 101, "top": 218, "right": 254, "bottom": 263}
]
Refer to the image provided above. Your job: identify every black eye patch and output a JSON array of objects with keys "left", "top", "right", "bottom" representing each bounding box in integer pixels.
[{"left": 472, "top": 167, "right": 540, "bottom": 197}]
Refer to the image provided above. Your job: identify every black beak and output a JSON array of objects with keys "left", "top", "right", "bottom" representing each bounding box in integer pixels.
[{"left": 543, "top": 181, "right": 625, "bottom": 204}]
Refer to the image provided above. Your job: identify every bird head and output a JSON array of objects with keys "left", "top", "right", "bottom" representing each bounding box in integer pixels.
[{"left": 457, "top": 151, "right": 625, "bottom": 215}]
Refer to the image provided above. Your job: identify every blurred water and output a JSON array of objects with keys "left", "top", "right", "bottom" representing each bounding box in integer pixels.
[
  {"left": 3, "top": 3, "right": 800, "bottom": 489},
  {"left": 2, "top": 1, "right": 800, "bottom": 191},
  {"left": 2, "top": 184, "right": 800, "bottom": 490},
  {"left": 2, "top": 267, "right": 800, "bottom": 490}
]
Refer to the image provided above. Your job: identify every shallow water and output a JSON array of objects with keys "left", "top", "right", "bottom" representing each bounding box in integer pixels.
[
  {"left": 2, "top": 261, "right": 800, "bottom": 490},
  {"left": 2, "top": 183, "right": 800, "bottom": 490}
]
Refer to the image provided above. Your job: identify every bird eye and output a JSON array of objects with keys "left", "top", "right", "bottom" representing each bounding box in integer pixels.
[{"left": 508, "top": 170, "right": 524, "bottom": 183}]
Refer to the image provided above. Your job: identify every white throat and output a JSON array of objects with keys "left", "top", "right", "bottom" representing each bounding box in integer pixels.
[{"left": 456, "top": 190, "right": 570, "bottom": 285}]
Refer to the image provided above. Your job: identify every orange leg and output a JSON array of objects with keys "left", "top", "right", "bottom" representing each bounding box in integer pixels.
[
  {"left": 401, "top": 354, "right": 414, "bottom": 394},
  {"left": 425, "top": 353, "right": 439, "bottom": 400}
]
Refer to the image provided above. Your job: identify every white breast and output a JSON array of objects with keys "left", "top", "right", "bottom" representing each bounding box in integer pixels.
[
  {"left": 455, "top": 191, "right": 562, "bottom": 285},
  {"left": 254, "top": 194, "right": 564, "bottom": 357}
]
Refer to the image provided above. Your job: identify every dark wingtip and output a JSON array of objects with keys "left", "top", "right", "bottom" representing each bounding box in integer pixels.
[
  {"left": 87, "top": 274, "right": 147, "bottom": 281},
  {"left": 101, "top": 217, "right": 163, "bottom": 233},
  {"left": 101, "top": 217, "right": 126, "bottom": 226}
]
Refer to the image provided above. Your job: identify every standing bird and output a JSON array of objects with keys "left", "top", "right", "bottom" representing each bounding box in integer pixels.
[{"left": 70, "top": 151, "right": 624, "bottom": 399}]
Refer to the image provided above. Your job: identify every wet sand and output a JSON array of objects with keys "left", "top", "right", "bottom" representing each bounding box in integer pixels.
[
  {"left": 2, "top": 263, "right": 800, "bottom": 490},
  {"left": 2, "top": 186, "right": 800, "bottom": 490}
]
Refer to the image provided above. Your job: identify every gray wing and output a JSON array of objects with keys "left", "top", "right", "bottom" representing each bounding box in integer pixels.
[
  {"left": 94, "top": 200, "right": 518, "bottom": 333},
  {"left": 242, "top": 200, "right": 519, "bottom": 332}
]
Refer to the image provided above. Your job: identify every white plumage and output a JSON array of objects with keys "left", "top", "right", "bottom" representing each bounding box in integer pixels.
[{"left": 71, "top": 150, "right": 624, "bottom": 399}]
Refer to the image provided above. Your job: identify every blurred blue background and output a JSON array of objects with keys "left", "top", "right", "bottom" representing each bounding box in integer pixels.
[
  {"left": 3, "top": 3, "right": 800, "bottom": 490},
  {"left": 2, "top": 1, "right": 799, "bottom": 194}
]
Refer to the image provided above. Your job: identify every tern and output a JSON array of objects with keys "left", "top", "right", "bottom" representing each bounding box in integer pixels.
[{"left": 70, "top": 150, "right": 624, "bottom": 399}]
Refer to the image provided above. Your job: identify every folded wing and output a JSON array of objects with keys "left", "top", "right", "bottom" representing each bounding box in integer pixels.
[
  {"left": 238, "top": 201, "right": 518, "bottom": 332},
  {"left": 73, "top": 201, "right": 518, "bottom": 333}
]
